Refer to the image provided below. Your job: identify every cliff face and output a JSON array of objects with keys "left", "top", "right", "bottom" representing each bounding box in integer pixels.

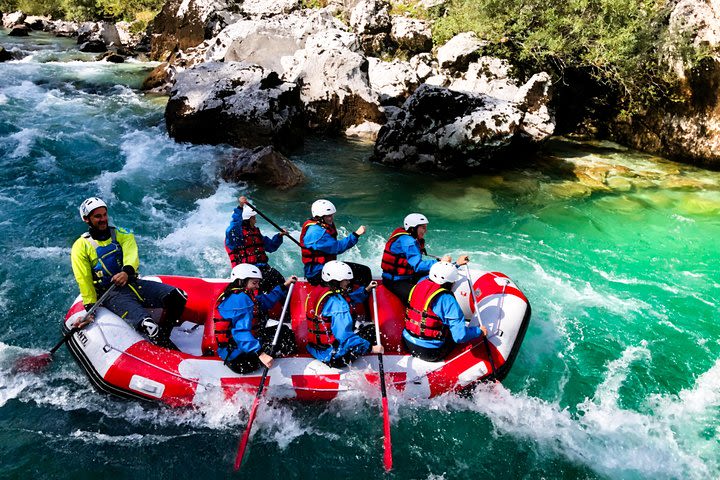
[{"left": 610, "top": 0, "right": 720, "bottom": 169}]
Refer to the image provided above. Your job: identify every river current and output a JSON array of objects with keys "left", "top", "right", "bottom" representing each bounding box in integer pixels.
[{"left": 0, "top": 31, "right": 719, "bottom": 479}]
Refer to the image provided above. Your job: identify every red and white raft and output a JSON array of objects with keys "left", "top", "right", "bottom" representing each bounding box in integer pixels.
[{"left": 63, "top": 271, "right": 531, "bottom": 407}]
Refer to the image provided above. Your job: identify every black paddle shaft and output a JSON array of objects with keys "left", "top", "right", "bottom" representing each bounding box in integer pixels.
[
  {"left": 244, "top": 200, "right": 302, "bottom": 248},
  {"left": 50, "top": 283, "right": 118, "bottom": 356}
]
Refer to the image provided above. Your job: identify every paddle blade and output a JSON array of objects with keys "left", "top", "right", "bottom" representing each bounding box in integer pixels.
[
  {"left": 234, "top": 395, "right": 261, "bottom": 471},
  {"left": 381, "top": 396, "right": 393, "bottom": 472},
  {"left": 13, "top": 353, "right": 53, "bottom": 373}
]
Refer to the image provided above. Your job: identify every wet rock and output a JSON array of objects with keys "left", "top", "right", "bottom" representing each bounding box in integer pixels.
[
  {"left": 165, "top": 62, "right": 304, "bottom": 151},
  {"left": 79, "top": 40, "right": 107, "bottom": 53},
  {"left": 219, "top": 145, "right": 305, "bottom": 189},
  {"left": 8, "top": 24, "right": 30, "bottom": 36},
  {"left": 98, "top": 51, "right": 125, "bottom": 63},
  {"left": 142, "top": 62, "right": 174, "bottom": 91},
  {"left": 0, "top": 46, "right": 11, "bottom": 62}
]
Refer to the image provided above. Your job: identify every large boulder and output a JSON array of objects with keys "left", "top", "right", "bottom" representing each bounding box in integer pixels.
[
  {"left": 2, "top": 11, "right": 25, "bottom": 29},
  {"left": 46, "top": 20, "right": 79, "bottom": 37},
  {"left": 219, "top": 145, "right": 305, "bottom": 189},
  {"left": 0, "top": 46, "right": 12, "bottom": 62},
  {"left": 368, "top": 57, "right": 419, "bottom": 105},
  {"left": 349, "top": 0, "right": 391, "bottom": 54},
  {"left": 8, "top": 24, "right": 30, "bottom": 36},
  {"left": 370, "top": 75, "right": 554, "bottom": 171},
  {"left": 149, "top": 0, "right": 236, "bottom": 60},
  {"left": 284, "top": 29, "right": 383, "bottom": 131},
  {"left": 609, "top": 0, "right": 720, "bottom": 168},
  {"left": 165, "top": 61, "right": 304, "bottom": 152},
  {"left": 436, "top": 32, "right": 485, "bottom": 72},
  {"left": 390, "top": 16, "right": 432, "bottom": 53},
  {"left": 77, "top": 22, "right": 122, "bottom": 48}
]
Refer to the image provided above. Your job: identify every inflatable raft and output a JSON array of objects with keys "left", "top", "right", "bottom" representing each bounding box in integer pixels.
[{"left": 63, "top": 271, "right": 531, "bottom": 407}]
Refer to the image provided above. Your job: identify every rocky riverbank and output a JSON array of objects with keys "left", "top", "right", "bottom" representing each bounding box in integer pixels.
[{"left": 4, "top": 0, "right": 720, "bottom": 177}]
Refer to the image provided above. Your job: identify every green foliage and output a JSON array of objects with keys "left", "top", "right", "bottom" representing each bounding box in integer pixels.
[
  {"left": 430, "top": 0, "right": 697, "bottom": 115},
  {"left": 0, "top": 0, "right": 163, "bottom": 23},
  {"left": 301, "top": 0, "right": 327, "bottom": 9}
]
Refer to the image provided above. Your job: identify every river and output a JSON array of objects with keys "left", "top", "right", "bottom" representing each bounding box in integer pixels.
[{"left": 0, "top": 30, "right": 719, "bottom": 479}]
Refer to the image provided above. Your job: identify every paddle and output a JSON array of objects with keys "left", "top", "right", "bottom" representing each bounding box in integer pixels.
[
  {"left": 463, "top": 265, "right": 497, "bottom": 380},
  {"left": 14, "top": 283, "right": 117, "bottom": 373},
  {"left": 244, "top": 199, "right": 302, "bottom": 248},
  {"left": 234, "top": 282, "right": 295, "bottom": 471},
  {"left": 371, "top": 288, "right": 393, "bottom": 472}
]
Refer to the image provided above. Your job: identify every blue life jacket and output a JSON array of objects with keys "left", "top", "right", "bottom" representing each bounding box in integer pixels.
[{"left": 82, "top": 227, "right": 123, "bottom": 288}]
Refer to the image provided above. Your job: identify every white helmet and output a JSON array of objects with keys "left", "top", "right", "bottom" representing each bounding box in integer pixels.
[
  {"left": 312, "top": 199, "right": 336, "bottom": 217},
  {"left": 429, "top": 262, "right": 460, "bottom": 285},
  {"left": 321, "top": 260, "right": 353, "bottom": 282},
  {"left": 242, "top": 205, "right": 257, "bottom": 220},
  {"left": 79, "top": 197, "right": 107, "bottom": 219},
  {"left": 404, "top": 213, "right": 429, "bottom": 230},
  {"left": 230, "top": 263, "right": 263, "bottom": 282}
]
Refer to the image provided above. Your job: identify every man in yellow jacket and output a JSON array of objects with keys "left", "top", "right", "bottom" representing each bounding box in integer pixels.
[{"left": 71, "top": 197, "right": 187, "bottom": 348}]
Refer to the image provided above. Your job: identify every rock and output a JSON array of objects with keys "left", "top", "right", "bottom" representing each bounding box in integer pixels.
[
  {"left": 77, "top": 22, "right": 122, "bottom": 47},
  {"left": 368, "top": 57, "right": 419, "bottom": 105},
  {"left": 436, "top": 32, "right": 486, "bottom": 71},
  {"left": 142, "top": 62, "right": 174, "bottom": 91},
  {"left": 345, "top": 121, "right": 382, "bottom": 140},
  {"left": 165, "top": 62, "right": 304, "bottom": 152},
  {"left": 3, "top": 11, "right": 25, "bottom": 29},
  {"left": 115, "top": 21, "right": 143, "bottom": 50},
  {"left": 0, "top": 46, "right": 12, "bottom": 62},
  {"left": 609, "top": 0, "right": 720, "bottom": 167},
  {"left": 284, "top": 29, "right": 383, "bottom": 131},
  {"left": 98, "top": 51, "right": 125, "bottom": 63},
  {"left": 206, "top": 10, "right": 348, "bottom": 70},
  {"left": 390, "top": 16, "right": 432, "bottom": 53},
  {"left": 409, "top": 53, "right": 436, "bottom": 81},
  {"left": 24, "top": 16, "right": 49, "bottom": 30},
  {"left": 47, "top": 20, "right": 79, "bottom": 37},
  {"left": 79, "top": 40, "right": 107, "bottom": 53},
  {"left": 149, "top": 0, "right": 235, "bottom": 61},
  {"left": 371, "top": 83, "right": 554, "bottom": 171},
  {"left": 219, "top": 145, "right": 305, "bottom": 189},
  {"left": 8, "top": 24, "right": 30, "bottom": 36},
  {"left": 349, "top": 0, "right": 391, "bottom": 54},
  {"left": 240, "top": 0, "right": 302, "bottom": 17},
  {"left": 349, "top": 0, "right": 390, "bottom": 34}
]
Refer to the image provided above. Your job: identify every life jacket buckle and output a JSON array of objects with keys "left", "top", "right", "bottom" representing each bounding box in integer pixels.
[{"left": 103, "top": 344, "right": 111, "bottom": 353}]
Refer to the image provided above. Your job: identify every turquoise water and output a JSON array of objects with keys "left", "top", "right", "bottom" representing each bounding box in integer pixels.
[{"left": 1, "top": 31, "right": 720, "bottom": 479}]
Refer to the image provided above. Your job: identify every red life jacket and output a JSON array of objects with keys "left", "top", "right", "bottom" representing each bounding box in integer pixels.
[
  {"left": 213, "top": 287, "right": 262, "bottom": 349},
  {"left": 405, "top": 279, "right": 450, "bottom": 340},
  {"left": 300, "top": 219, "right": 338, "bottom": 266},
  {"left": 226, "top": 223, "right": 269, "bottom": 267},
  {"left": 381, "top": 227, "right": 426, "bottom": 277},
  {"left": 305, "top": 286, "right": 357, "bottom": 349}
]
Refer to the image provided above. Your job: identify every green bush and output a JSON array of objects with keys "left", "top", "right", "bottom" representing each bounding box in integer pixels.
[
  {"left": 431, "top": 0, "right": 697, "bottom": 115},
  {"left": 0, "top": 0, "right": 163, "bottom": 23}
]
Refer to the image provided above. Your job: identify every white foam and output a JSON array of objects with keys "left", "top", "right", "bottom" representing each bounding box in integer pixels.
[
  {"left": 8, "top": 128, "right": 40, "bottom": 158},
  {"left": 157, "top": 182, "right": 248, "bottom": 276},
  {"left": 17, "top": 246, "right": 70, "bottom": 259}
]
